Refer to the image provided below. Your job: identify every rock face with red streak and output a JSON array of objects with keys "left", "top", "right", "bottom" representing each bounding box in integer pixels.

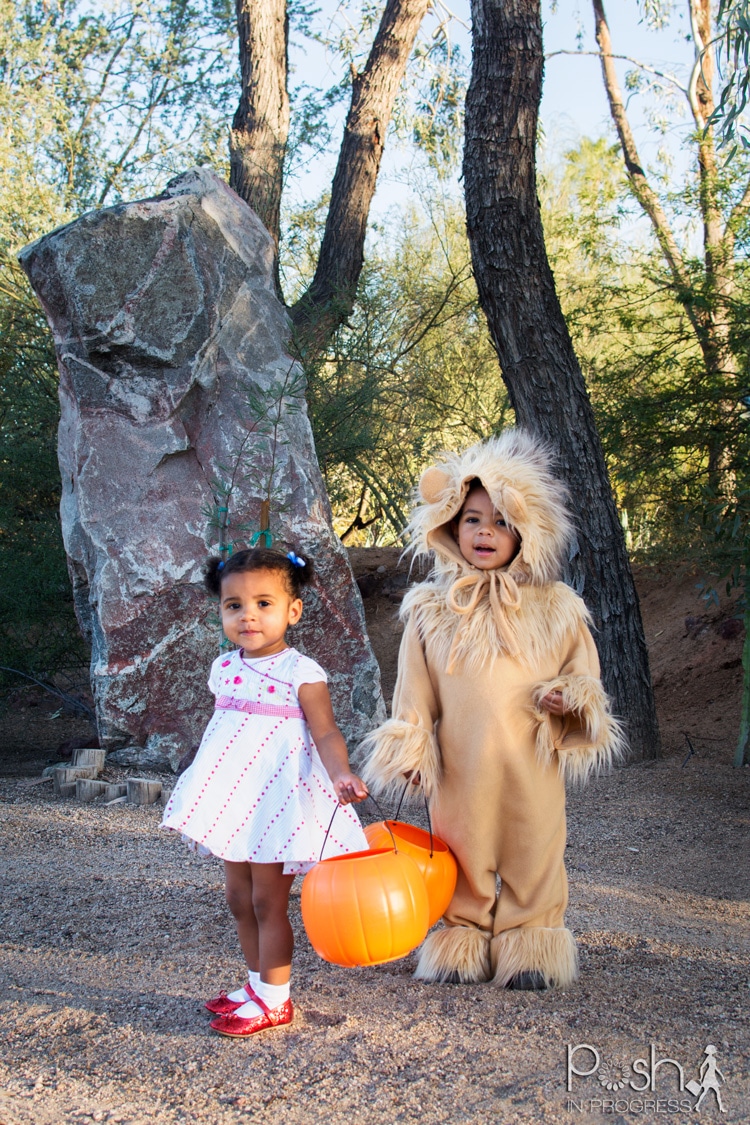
[{"left": 19, "top": 167, "right": 385, "bottom": 768}]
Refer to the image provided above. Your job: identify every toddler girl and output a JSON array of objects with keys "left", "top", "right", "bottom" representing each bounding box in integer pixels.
[
  {"left": 360, "top": 431, "right": 624, "bottom": 989},
  {"left": 162, "top": 547, "right": 368, "bottom": 1037}
]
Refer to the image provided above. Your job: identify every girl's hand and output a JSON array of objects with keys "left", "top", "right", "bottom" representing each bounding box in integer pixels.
[
  {"left": 539, "top": 690, "right": 566, "bottom": 715},
  {"left": 333, "top": 771, "right": 369, "bottom": 805}
]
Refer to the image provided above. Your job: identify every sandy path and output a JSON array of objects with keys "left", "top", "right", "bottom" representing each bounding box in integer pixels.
[{"left": 1, "top": 748, "right": 748, "bottom": 1125}]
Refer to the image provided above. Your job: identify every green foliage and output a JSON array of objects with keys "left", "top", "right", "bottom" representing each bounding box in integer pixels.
[
  {"left": 0, "top": 266, "right": 88, "bottom": 687},
  {"left": 0, "top": 0, "right": 236, "bottom": 217},
  {"left": 299, "top": 201, "right": 511, "bottom": 543},
  {"left": 708, "top": 0, "right": 750, "bottom": 152},
  {"left": 540, "top": 133, "right": 750, "bottom": 561},
  {"left": 693, "top": 471, "right": 750, "bottom": 765}
]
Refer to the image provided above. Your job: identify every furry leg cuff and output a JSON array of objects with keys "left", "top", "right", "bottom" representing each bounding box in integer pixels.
[
  {"left": 414, "top": 926, "right": 492, "bottom": 984},
  {"left": 358, "top": 719, "right": 441, "bottom": 801},
  {"left": 491, "top": 927, "right": 579, "bottom": 989}
]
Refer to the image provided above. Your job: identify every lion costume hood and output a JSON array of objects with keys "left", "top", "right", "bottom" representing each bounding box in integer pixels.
[
  {"left": 399, "top": 431, "right": 582, "bottom": 676},
  {"left": 407, "top": 429, "right": 574, "bottom": 587}
]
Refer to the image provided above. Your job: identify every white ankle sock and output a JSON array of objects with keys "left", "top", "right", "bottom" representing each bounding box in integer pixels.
[
  {"left": 233, "top": 978, "right": 290, "bottom": 1020},
  {"left": 254, "top": 979, "right": 290, "bottom": 1009},
  {"left": 227, "top": 970, "right": 260, "bottom": 1004}
]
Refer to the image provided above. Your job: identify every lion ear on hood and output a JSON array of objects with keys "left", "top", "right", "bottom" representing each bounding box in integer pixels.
[
  {"left": 419, "top": 466, "right": 453, "bottom": 504},
  {"left": 502, "top": 486, "right": 528, "bottom": 525}
]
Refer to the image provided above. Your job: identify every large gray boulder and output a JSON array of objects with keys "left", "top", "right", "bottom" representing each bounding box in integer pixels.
[{"left": 19, "top": 167, "right": 385, "bottom": 768}]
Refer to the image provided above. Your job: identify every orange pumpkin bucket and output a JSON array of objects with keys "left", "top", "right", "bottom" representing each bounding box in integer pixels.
[
  {"left": 363, "top": 819, "right": 457, "bottom": 928},
  {"left": 301, "top": 802, "right": 430, "bottom": 967},
  {"left": 364, "top": 787, "right": 457, "bottom": 927}
]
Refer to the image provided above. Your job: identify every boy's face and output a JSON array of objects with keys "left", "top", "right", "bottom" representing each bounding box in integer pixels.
[{"left": 453, "top": 485, "right": 520, "bottom": 570}]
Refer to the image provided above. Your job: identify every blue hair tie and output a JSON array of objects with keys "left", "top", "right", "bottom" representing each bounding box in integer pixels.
[
  {"left": 217, "top": 560, "right": 225, "bottom": 571},
  {"left": 287, "top": 551, "right": 306, "bottom": 568}
]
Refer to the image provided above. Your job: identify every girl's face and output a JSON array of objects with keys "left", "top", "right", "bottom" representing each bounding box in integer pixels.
[
  {"left": 220, "top": 568, "right": 302, "bottom": 658},
  {"left": 454, "top": 485, "right": 520, "bottom": 571}
]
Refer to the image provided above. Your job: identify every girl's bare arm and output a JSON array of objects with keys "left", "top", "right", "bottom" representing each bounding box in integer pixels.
[{"left": 298, "top": 681, "right": 368, "bottom": 804}]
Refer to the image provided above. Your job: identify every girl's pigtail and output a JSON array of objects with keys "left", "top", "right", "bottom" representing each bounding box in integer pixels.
[
  {"left": 286, "top": 549, "right": 314, "bottom": 593},
  {"left": 203, "top": 556, "right": 225, "bottom": 596}
]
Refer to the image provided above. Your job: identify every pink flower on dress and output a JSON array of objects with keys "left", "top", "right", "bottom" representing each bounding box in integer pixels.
[
  {"left": 234, "top": 676, "right": 242, "bottom": 684},
  {"left": 221, "top": 660, "right": 230, "bottom": 667},
  {"left": 268, "top": 686, "right": 276, "bottom": 694}
]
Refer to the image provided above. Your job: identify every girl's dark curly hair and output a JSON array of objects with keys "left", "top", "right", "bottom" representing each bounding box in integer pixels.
[{"left": 204, "top": 547, "right": 314, "bottom": 599}]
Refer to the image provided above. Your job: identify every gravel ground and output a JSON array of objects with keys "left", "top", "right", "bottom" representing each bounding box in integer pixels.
[
  {"left": 1, "top": 555, "right": 749, "bottom": 1124},
  {"left": 1, "top": 749, "right": 748, "bottom": 1125}
]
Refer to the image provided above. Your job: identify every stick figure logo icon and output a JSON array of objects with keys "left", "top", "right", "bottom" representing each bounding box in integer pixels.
[{"left": 686, "top": 1045, "right": 726, "bottom": 1113}]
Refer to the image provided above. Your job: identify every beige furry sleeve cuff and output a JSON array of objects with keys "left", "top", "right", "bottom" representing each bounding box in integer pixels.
[
  {"left": 358, "top": 612, "right": 442, "bottom": 801},
  {"left": 532, "top": 625, "right": 627, "bottom": 786}
]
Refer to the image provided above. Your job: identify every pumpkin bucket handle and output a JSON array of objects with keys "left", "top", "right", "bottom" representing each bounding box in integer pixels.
[
  {"left": 394, "top": 780, "right": 435, "bottom": 858},
  {"left": 319, "top": 794, "right": 395, "bottom": 862}
]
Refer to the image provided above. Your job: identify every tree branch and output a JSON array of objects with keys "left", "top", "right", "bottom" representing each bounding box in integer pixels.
[
  {"left": 546, "top": 48, "right": 688, "bottom": 95},
  {"left": 591, "top": 0, "right": 695, "bottom": 304},
  {"left": 291, "top": 0, "right": 432, "bottom": 361}
]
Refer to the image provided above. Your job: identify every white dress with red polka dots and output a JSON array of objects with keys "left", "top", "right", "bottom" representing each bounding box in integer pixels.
[{"left": 160, "top": 647, "right": 367, "bottom": 873}]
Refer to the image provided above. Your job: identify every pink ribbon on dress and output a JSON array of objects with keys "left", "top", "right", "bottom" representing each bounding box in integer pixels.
[
  {"left": 445, "top": 568, "right": 522, "bottom": 672},
  {"left": 215, "top": 695, "right": 305, "bottom": 720}
]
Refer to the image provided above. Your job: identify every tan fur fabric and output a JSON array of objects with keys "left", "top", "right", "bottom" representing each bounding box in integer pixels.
[
  {"left": 414, "top": 926, "right": 492, "bottom": 983},
  {"left": 359, "top": 719, "right": 441, "bottom": 803},
  {"left": 532, "top": 673, "right": 627, "bottom": 786},
  {"left": 403, "top": 578, "right": 592, "bottom": 674},
  {"left": 408, "top": 430, "right": 573, "bottom": 587},
  {"left": 490, "top": 926, "right": 579, "bottom": 988}
]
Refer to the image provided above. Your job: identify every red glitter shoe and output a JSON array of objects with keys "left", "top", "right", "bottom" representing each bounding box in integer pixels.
[
  {"left": 204, "top": 983, "right": 259, "bottom": 1016},
  {"left": 210, "top": 997, "right": 294, "bottom": 1038}
]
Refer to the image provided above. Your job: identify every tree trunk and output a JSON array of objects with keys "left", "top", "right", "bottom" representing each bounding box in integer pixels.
[
  {"left": 230, "top": 0, "right": 289, "bottom": 265},
  {"left": 463, "top": 0, "right": 660, "bottom": 758},
  {"left": 291, "top": 0, "right": 432, "bottom": 359}
]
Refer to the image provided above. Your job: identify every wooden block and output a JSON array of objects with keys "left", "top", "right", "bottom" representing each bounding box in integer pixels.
[
  {"left": 101, "top": 783, "right": 127, "bottom": 801},
  {"left": 76, "top": 779, "right": 107, "bottom": 802},
  {"left": 52, "top": 766, "right": 96, "bottom": 795},
  {"left": 71, "top": 748, "right": 106, "bottom": 775},
  {"left": 57, "top": 783, "right": 77, "bottom": 798},
  {"left": 42, "top": 764, "right": 68, "bottom": 778},
  {"left": 126, "top": 778, "right": 162, "bottom": 806}
]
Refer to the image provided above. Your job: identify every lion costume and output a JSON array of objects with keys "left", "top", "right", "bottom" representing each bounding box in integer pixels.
[{"left": 359, "top": 431, "right": 625, "bottom": 987}]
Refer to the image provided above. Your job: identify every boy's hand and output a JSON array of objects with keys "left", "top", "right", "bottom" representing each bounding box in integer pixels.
[
  {"left": 333, "top": 771, "right": 369, "bottom": 805},
  {"left": 539, "top": 690, "right": 566, "bottom": 715}
]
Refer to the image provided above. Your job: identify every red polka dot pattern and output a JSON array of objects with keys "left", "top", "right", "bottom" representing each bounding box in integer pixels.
[{"left": 161, "top": 647, "right": 367, "bottom": 871}]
